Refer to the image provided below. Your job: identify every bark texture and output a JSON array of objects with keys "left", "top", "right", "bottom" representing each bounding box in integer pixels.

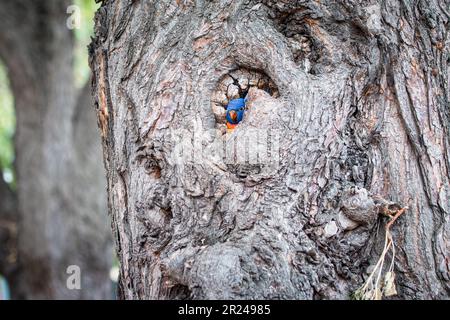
[
  {"left": 0, "top": 0, "right": 112, "bottom": 299},
  {"left": 90, "top": 0, "right": 450, "bottom": 299}
]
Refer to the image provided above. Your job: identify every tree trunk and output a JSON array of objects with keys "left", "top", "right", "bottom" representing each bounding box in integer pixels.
[
  {"left": 0, "top": 177, "right": 18, "bottom": 291},
  {"left": 90, "top": 0, "right": 450, "bottom": 299},
  {"left": 0, "top": 0, "right": 112, "bottom": 299}
]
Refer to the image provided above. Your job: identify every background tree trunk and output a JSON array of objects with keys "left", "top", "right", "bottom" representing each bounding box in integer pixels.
[
  {"left": 90, "top": 0, "right": 450, "bottom": 299},
  {"left": 0, "top": 177, "right": 18, "bottom": 293},
  {"left": 0, "top": 0, "right": 112, "bottom": 299}
]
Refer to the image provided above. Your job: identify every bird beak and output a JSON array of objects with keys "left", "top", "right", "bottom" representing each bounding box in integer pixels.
[{"left": 229, "top": 110, "right": 237, "bottom": 122}]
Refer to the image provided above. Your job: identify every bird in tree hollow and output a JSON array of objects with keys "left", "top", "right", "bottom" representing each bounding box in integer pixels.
[{"left": 226, "top": 97, "right": 246, "bottom": 130}]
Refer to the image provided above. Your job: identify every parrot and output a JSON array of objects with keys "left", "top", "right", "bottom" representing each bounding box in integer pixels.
[{"left": 226, "top": 97, "right": 246, "bottom": 130}]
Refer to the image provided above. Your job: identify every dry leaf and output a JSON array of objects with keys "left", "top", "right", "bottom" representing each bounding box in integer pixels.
[
  {"left": 383, "top": 271, "right": 397, "bottom": 297},
  {"left": 374, "top": 287, "right": 383, "bottom": 300}
]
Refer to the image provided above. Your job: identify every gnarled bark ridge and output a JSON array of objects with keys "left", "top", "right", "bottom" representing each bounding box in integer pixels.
[{"left": 90, "top": 0, "right": 450, "bottom": 299}]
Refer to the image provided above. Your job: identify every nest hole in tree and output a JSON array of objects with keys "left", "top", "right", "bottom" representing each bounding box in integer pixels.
[{"left": 211, "top": 68, "right": 279, "bottom": 133}]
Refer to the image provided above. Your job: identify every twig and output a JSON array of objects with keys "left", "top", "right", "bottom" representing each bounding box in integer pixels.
[
  {"left": 386, "top": 207, "right": 408, "bottom": 230},
  {"left": 352, "top": 205, "right": 408, "bottom": 300}
]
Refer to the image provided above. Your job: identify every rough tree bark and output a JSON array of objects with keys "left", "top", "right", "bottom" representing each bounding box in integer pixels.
[
  {"left": 0, "top": 0, "right": 112, "bottom": 299},
  {"left": 90, "top": 0, "right": 450, "bottom": 299}
]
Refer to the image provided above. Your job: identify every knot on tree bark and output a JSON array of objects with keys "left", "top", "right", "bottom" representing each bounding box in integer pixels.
[{"left": 340, "top": 186, "right": 377, "bottom": 226}]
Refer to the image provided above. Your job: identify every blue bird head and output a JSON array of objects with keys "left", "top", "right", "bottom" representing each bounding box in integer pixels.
[{"left": 226, "top": 98, "right": 246, "bottom": 125}]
